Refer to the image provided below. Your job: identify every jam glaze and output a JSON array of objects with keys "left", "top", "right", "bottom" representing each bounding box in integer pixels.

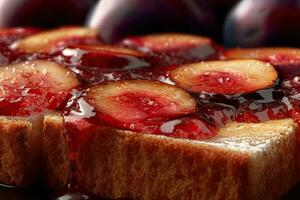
[{"left": 0, "top": 30, "right": 300, "bottom": 199}]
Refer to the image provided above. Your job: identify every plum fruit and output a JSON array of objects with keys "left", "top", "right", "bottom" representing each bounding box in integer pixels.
[
  {"left": 224, "top": 0, "right": 300, "bottom": 47},
  {"left": 0, "top": 0, "right": 94, "bottom": 28},
  {"left": 86, "top": 0, "right": 218, "bottom": 43}
]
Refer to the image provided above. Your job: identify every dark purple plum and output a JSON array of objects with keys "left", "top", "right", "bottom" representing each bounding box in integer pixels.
[
  {"left": 86, "top": 0, "right": 219, "bottom": 43},
  {"left": 224, "top": 0, "right": 300, "bottom": 47},
  {"left": 0, "top": 0, "right": 94, "bottom": 28}
]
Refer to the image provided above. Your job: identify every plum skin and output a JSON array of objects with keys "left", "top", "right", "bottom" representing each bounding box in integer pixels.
[
  {"left": 87, "top": 0, "right": 219, "bottom": 43},
  {"left": 0, "top": 0, "right": 94, "bottom": 28},
  {"left": 223, "top": 0, "right": 300, "bottom": 47}
]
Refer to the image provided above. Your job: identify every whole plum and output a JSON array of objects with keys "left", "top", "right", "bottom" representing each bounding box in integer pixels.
[
  {"left": 87, "top": 0, "right": 219, "bottom": 43},
  {"left": 0, "top": 0, "right": 94, "bottom": 28},
  {"left": 224, "top": 0, "right": 300, "bottom": 47}
]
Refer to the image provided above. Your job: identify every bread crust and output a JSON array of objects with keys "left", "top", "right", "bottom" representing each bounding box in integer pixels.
[
  {"left": 41, "top": 116, "right": 298, "bottom": 200},
  {"left": 0, "top": 116, "right": 42, "bottom": 187},
  {"left": 0, "top": 113, "right": 298, "bottom": 199}
]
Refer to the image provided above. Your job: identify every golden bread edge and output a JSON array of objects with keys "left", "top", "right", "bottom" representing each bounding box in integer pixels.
[{"left": 0, "top": 114, "right": 298, "bottom": 200}]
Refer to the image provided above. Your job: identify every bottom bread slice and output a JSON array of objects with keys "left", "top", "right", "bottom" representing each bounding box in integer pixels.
[{"left": 42, "top": 115, "right": 299, "bottom": 200}]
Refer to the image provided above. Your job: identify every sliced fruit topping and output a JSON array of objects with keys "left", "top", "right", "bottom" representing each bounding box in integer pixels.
[
  {"left": 58, "top": 44, "right": 160, "bottom": 85},
  {"left": 87, "top": 80, "right": 196, "bottom": 122},
  {"left": 170, "top": 59, "right": 278, "bottom": 94},
  {"left": 0, "top": 60, "right": 79, "bottom": 116},
  {"left": 225, "top": 48, "right": 300, "bottom": 79},
  {"left": 61, "top": 44, "right": 153, "bottom": 70},
  {"left": 69, "top": 44, "right": 146, "bottom": 56},
  {"left": 225, "top": 48, "right": 300, "bottom": 66},
  {"left": 121, "top": 33, "right": 212, "bottom": 52},
  {"left": 11, "top": 27, "right": 98, "bottom": 53},
  {"left": 120, "top": 33, "right": 222, "bottom": 65},
  {"left": 85, "top": 80, "right": 199, "bottom": 136}
]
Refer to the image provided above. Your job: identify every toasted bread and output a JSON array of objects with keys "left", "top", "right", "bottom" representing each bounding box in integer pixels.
[
  {"left": 0, "top": 113, "right": 298, "bottom": 199},
  {"left": 40, "top": 114, "right": 299, "bottom": 200}
]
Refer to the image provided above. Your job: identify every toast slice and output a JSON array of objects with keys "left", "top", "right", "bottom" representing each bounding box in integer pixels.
[{"left": 41, "top": 114, "right": 299, "bottom": 200}]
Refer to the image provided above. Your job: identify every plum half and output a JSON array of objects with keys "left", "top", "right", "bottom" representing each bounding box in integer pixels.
[
  {"left": 119, "top": 33, "right": 223, "bottom": 66},
  {"left": 0, "top": 60, "right": 79, "bottom": 116},
  {"left": 11, "top": 27, "right": 98, "bottom": 53},
  {"left": 170, "top": 59, "right": 278, "bottom": 94},
  {"left": 83, "top": 80, "right": 217, "bottom": 138},
  {"left": 225, "top": 47, "right": 300, "bottom": 79}
]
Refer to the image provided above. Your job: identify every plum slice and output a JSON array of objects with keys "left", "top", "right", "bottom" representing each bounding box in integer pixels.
[
  {"left": 170, "top": 59, "right": 278, "bottom": 94},
  {"left": 225, "top": 48, "right": 300, "bottom": 79},
  {"left": 120, "top": 33, "right": 222, "bottom": 65},
  {"left": 71, "top": 44, "right": 146, "bottom": 56},
  {"left": 87, "top": 0, "right": 218, "bottom": 43},
  {"left": 122, "top": 33, "right": 212, "bottom": 51},
  {"left": 87, "top": 80, "right": 196, "bottom": 122},
  {"left": 85, "top": 80, "right": 198, "bottom": 135},
  {"left": 59, "top": 44, "right": 159, "bottom": 85},
  {"left": 11, "top": 27, "right": 98, "bottom": 53},
  {"left": 61, "top": 44, "right": 153, "bottom": 69},
  {"left": 225, "top": 48, "right": 300, "bottom": 65},
  {"left": 0, "top": 60, "right": 79, "bottom": 116}
]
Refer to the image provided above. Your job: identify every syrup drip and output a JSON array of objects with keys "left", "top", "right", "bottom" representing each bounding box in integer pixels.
[{"left": 54, "top": 90, "right": 96, "bottom": 199}]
